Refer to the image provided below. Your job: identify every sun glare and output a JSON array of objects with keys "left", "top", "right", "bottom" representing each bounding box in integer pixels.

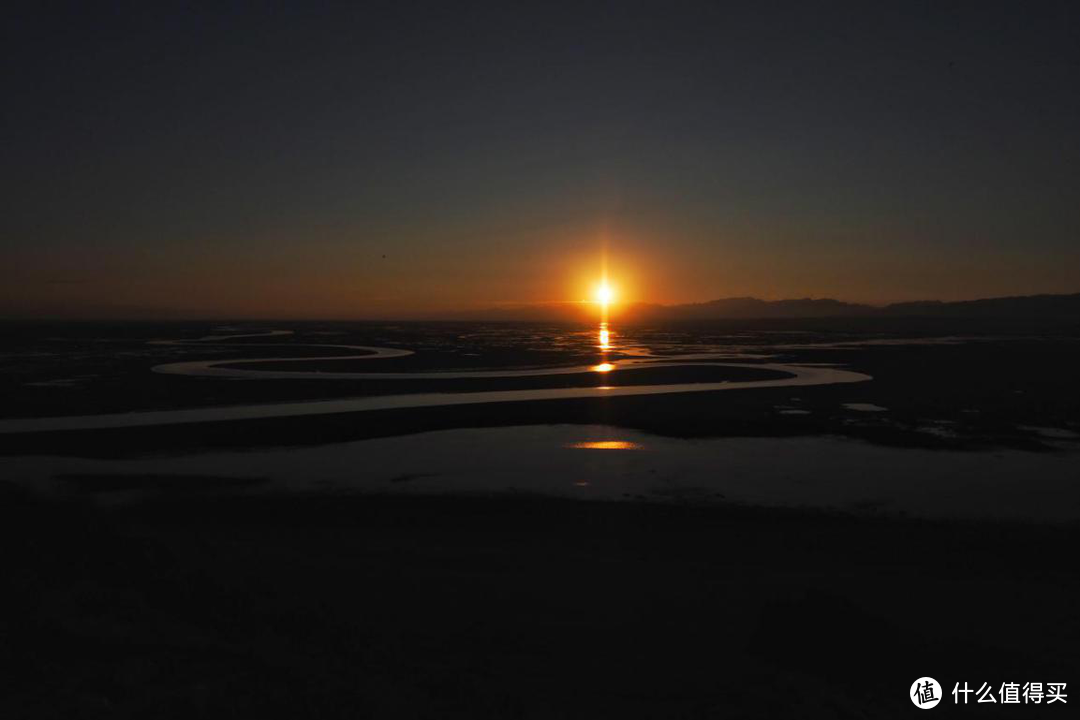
[{"left": 594, "top": 282, "right": 615, "bottom": 306}]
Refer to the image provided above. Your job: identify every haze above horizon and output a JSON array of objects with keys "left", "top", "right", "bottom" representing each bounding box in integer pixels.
[{"left": 3, "top": 2, "right": 1079, "bottom": 320}]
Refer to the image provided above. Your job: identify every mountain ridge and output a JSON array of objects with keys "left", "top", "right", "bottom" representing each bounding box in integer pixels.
[{"left": 433, "top": 292, "right": 1080, "bottom": 321}]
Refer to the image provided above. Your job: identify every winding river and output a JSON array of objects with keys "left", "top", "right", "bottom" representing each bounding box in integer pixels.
[{"left": 0, "top": 329, "right": 872, "bottom": 434}]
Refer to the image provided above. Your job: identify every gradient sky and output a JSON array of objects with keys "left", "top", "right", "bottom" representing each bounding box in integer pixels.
[{"left": 3, "top": 1, "right": 1079, "bottom": 318}]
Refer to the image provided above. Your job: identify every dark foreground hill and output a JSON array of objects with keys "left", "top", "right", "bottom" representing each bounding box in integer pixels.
[{"left": 2, "top": 486, "right": 1076, "bottom": 718}]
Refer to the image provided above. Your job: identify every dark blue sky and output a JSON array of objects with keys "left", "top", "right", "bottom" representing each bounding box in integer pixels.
[{"left": 3, "top": 1, "right": 1079, "bottom": 318}]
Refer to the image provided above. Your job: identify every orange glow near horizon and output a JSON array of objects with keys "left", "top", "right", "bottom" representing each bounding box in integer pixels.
[{"left": 567, "top": 440, "right": 643, "bottom": 450}]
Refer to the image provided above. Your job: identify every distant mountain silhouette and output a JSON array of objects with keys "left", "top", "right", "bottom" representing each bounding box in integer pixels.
[
  {"left": 878, "top": 293, "right": 1080, "bottom": 318},
  {"left": 639, "top": 297, "right": 874, "bottom": 320},
  {"left": 434, "top": 293, "right": 1080, "bottom": 321}
]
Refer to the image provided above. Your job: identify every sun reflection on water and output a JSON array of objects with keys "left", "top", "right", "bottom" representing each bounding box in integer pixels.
[{"left": 594, "top": 321, "right": 615, "bottom": 372}]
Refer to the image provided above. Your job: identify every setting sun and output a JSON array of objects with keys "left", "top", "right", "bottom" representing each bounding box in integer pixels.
[{"left": 595, "top": 282, "right": 615, "bottom": 305}]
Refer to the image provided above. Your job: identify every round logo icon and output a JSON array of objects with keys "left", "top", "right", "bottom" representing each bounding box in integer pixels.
[{"left": 910, "top": 677, "right": 942, "bottom": 709}]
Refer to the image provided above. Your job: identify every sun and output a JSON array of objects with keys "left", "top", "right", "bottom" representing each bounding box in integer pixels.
[{"left": 594, "top": 282, "right": 615, "bottom": 306}]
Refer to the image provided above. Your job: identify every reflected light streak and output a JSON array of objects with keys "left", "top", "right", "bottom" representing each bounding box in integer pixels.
[
  {"left": 598, "top": 324, "right": 611, "bottom": 350},
  {"left": 591, "top": 362, "right": 615, "bottom": 373}
]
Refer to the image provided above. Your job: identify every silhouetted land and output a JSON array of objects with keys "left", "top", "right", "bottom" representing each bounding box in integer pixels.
[
  {"left": 2, "top": 320, "right": 1079, "bottom": 717},
  {"left": 2, "top": 485, "right": 1076, "bottom": 719},
  {"left": 436, "top": 292, "right": 1080, "bottom": 322}
]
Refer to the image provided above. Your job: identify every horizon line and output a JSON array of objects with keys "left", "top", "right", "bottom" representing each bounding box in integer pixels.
[{"left": 3, "top": 290, "right": 1079, "bottom": 323}]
